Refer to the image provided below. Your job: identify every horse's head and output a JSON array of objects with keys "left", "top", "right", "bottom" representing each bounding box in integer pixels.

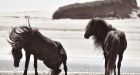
[
  {"left": 84, "top": 18, "right": 109, "bottom": 39},
  {"left": 11, "top": 47, "right": 22, "bottom": 67},
  {"left": 84, "top": 18, "right": 96, "bottom": 39}
]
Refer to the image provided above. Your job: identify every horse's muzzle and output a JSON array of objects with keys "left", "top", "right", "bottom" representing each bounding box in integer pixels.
[
  {"left": 84, "top": 34, "right": 89, "bottom": 39},
  {"left": 14, "top": 63, "right": 19, "bottom": 67}
]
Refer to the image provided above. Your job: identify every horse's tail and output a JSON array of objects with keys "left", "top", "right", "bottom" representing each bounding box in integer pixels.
[
  {"left": 106, "top": 35, "right": 120, "bottom": 75},
  {"left": 62, "top": 56, "right": 67, "bottom": 75},
  {"left": 61, "top": 47, "right": 67, "bottom": 75}
]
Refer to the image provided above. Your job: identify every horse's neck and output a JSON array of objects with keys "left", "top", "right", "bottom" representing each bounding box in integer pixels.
[
  {"left": 97, "top": 31, "right": 109, "bottom": 50},
  {"left": 102, "top": 25, "right": 116, "bottom": 41},
  {"left": 101, "top": 26, "right": 116, "bottom": 51},
  {"left": 98, "top": 32, "right": 108, "bottom": 44}
]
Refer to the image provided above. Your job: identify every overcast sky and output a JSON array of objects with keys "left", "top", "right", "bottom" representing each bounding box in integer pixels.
[{"left": 0, "top": 0, "right": 139, "bottom": 12}]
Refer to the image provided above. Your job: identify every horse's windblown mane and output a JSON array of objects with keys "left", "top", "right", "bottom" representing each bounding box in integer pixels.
[
  {"left": 9, "top": 26, "right": 38, "bottom": 48},
  {"left": 85, "top": 18, "right": 116, "bottom": 49}
]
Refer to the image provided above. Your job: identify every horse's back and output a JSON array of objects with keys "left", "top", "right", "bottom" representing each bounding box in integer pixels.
[{"left": 30, "top": 32, "right": 63, "bottom": 65}]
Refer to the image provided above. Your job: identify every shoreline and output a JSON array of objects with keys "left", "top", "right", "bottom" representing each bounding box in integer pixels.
[
  {"left": 0, "top": 71, "right": 140, "bottom": 75},
  {"left": 0, "top": 57, "right": 140, "bottom": 73}
]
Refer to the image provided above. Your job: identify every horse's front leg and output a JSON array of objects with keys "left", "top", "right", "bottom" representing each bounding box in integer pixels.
[
  {"left": 34, "top": 56, "right": 38, "bottom": 75},
  {"left": 23, "top": 53, "right": 31, "bottom": 75}
]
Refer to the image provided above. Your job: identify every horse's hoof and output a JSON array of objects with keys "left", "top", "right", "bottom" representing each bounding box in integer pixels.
[
  {"left": 23, "top": 73, "right": 27, "bottom": 75},
  {"left": 23, "top": 72, "right": 27, "bottom": 75},
  {"left": 35, "top": 73, "right": 38, "bottom": 75}
]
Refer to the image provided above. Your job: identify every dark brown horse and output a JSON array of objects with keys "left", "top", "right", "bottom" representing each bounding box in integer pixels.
[
  {"left": 9, "top": 26, "right": 67, "bottom": 75},
  {"left": 84, "top": 18, "right": 127, "bottom": 75}
]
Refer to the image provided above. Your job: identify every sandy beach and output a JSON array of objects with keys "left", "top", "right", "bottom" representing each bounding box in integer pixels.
[{"left": 0, "top": 17, "right": 140, "bottom": 74}]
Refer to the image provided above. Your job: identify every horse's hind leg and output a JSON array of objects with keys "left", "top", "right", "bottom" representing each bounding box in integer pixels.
[
  {"left": 114, "top": 64, "right": 116, "bottom": 75},
  {"left": 104, "top": 54, "right": 109, "bottom": 75},
  {"left": 117, "top": 53, "right": 123, "bottom": 75},
  {"left": 51, "top": 68, "right": 61, "bottom": 75},
  {"left": 114, "top": 55, "right": 117, "bottom": 75},
  {"left": 34, "top": 56, "right": 38, "bottom": 75}
]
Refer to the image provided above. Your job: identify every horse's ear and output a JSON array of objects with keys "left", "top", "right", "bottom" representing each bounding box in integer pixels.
[
  {"left": 91, "top": 18, "right": 95, "bottom": 22},
  {"left": 90, "top": 18, "right": 95, "bottom": 24}
]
